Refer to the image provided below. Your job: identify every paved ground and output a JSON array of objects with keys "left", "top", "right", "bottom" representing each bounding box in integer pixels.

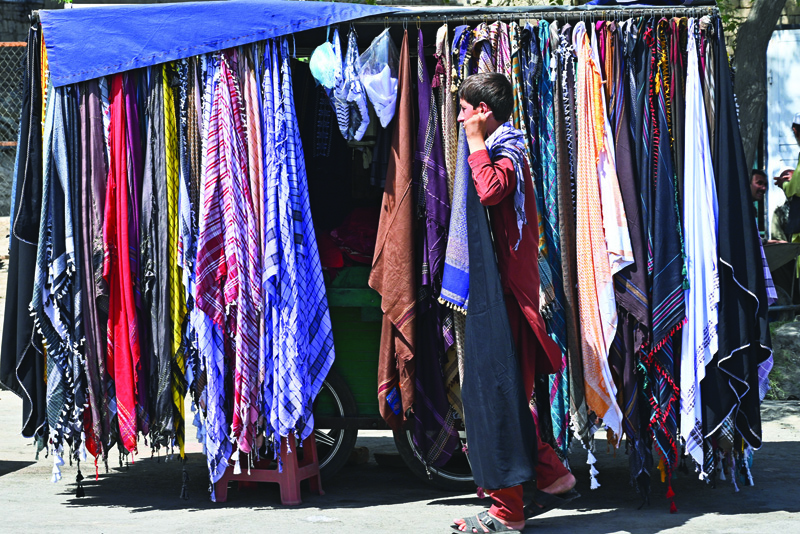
[{"left": 1, "top": 214, "right": 799, "bottom": 533}]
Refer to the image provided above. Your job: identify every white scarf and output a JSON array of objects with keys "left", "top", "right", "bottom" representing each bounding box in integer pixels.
[{"left": 680, "top": 18, "right": 720, "bottom": 472}]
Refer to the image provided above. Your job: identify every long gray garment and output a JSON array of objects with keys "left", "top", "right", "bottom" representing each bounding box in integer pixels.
[
  {"left": 462, "top": 161, "right": 536, "bottom": 491},
  {"left": 79, "top": 79, "right": 111, "bottom": 458},
  {"left": 140, "top": 66, "right": 174, "bottom": 448}
]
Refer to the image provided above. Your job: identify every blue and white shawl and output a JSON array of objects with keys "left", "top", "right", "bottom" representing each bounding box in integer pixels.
[
  {"left": 264, "top": 39, "right": 335, "bottom": 443},
  {"left": 485, "top": 121, "right": 529, "bottom": 250},
  {"left": 439, "top": 127, "right": 471, "bottom": 312}
]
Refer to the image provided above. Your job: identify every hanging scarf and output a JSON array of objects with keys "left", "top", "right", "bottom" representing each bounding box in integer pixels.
[
  {"left": 262, "top": 40, "right": 279, "bottom": 427},
  {"left": 704, "top": 14, "right": 771, "bottom": 462},
  {"left": 519, "top": 24, "right": 548, "bottom": 261},
  {"left": 452, "top": 25, "right": 473, "bottom": 91},
  {"left": 435, "top": 24, "right": 458, "bottom": 199},
  {"left": 177, "top": 58, "right": 200, "bottom": 406},
  {"left": 555, "top": 22, "right": 591, "bottom": 444},
  {"left": 277, "top": 39, "right": 334, "bottom": 441},
  {"left": 474, "top": 23, "right": 494, "bottom": 75},
  {"left": 535, "top": 20, "right": 569, "bottom": 456},
  {"left": 342, "top": 28, "right": 371, "bottom": 141},
  {"left": 103, "top": 74, "right": 141, "bottom": 455},
  {"left": 195, "top": 53, "right": 232, "bottom": 496},
  {"left": 509, "top": 23, "right": 526, "bottom": 139},
  {"left": 641, "top": 20, "right": 686, "bottom": 484},
  {"left": 326, "top": 28, "right": 370, "bottom": 142},
  {"left": 700, "top": 16, "right": 716, "bottom": 159},
  {"left": 573, "top": 22, "right": 624, "bottom": 440},
  {"left": 490, "top": 21, "right": 512, "bottom": 79},
  {"left": 412, "top": 28, "right": 460, "bottom": 468},
  {"left": 120, "top": 74, "right": 149, "bottom": 438},
  {"left": 0, "top": 25, "right": 47, "bottom": 443},
  {"left": 163, "top": 65, "right": 189, "bottom": 457},
  {"left": 369, "top": 31, "right": 416, "bottom": 432},
  {"left": 680, "top": 18, "right": 719, "bottom": 472},
  {"left": 78, "top": 78, "right": 111, "bottom": 460},
  {"left": 32, "top": 84, "right": 84, "bottom": 481},
  {"left": 440, "top": 127, "right": 471, "bottom": 392},
  {"left": 434, "top": 23, "right": 463, "bottom": 407},
  {"left": 669, "top": 18, "right": 688, "bottom": 202},
  {"left": 141, "top": 65, "right": 173, "bottom": 449},
  {"left": 602, "top": 21, "right": 651, "bottom": 502}
]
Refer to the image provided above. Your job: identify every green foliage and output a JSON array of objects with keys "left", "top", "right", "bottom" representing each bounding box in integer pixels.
[
  {"left": 717, "top": 0, "right": 744, "bottom": 48},
  {"left": 766, "top": 365, "right": 787, "bottom": 401}
]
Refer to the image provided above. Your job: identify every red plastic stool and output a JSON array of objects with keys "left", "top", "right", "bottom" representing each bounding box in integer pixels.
[{"left": 213, "top": 432, "right": 323, "bottom": 505}]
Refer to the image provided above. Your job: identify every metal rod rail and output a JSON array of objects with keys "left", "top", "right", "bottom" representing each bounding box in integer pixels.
[{"left": 353, "top": 5, "right": 719, "bottom": 26}]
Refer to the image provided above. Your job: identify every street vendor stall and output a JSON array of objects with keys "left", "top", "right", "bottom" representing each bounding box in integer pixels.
[{"left": 0, "top": 0, "right": 774, "bottom": 513}]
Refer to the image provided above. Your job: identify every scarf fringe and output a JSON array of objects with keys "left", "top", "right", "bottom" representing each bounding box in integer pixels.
[
  {"left": 438, "top": 296, "right": 467, "bottom": 315},
  {"left": 647, "top": 317, "right": 687, "bottom": 358}
]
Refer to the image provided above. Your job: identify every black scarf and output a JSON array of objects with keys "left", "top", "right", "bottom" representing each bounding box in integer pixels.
[
  {"left": 0, "top": 24, "right": 46, "bottom": 440},
  {"left": 702, "top": 17, "right": 771, "bottom": 453}
]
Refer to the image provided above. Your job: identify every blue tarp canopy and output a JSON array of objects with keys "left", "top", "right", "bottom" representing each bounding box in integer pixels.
[{"left": 39, "top": 0, "right": 402, "bottom": 87}]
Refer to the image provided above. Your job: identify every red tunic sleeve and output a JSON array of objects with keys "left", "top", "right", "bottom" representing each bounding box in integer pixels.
[{"left": 468, "top": 149, "right": 516, "bottom": 206}]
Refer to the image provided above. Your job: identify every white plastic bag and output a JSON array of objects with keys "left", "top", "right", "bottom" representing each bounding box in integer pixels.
[{"left": 357, "top": 29, "right": 399, "bottom": 128}]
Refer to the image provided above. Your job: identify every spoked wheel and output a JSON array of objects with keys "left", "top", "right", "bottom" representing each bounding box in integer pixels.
[
  {"left": 393, "top": 428, "right": 474, "bottom": 492},
  {"left": 313, "top": 368, "right": 358, "bottom": 480}
]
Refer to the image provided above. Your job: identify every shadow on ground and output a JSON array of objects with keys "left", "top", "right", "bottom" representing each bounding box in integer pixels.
[
  {"left": 0, "top": 460, "right": 35, "bottom": 477},
  {"left": 59, "top": 448, "right": 452, "bottom": 513}
]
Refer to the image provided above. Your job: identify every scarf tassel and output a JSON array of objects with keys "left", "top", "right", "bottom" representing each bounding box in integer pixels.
[
  {"left": 76, "top": 468, "right": 85, "bottom": 498},
  {"left": 587, "top": 449, "right": 601, "bottom": 490}
]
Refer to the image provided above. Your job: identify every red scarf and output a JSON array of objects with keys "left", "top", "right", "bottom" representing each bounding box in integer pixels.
[{"left": 103, "top": 74, "right": 140, "bottom": 454}]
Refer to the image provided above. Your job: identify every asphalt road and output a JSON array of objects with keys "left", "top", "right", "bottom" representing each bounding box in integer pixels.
[{"left": 2, "top": 391, "right": 799, "bottom": 533}]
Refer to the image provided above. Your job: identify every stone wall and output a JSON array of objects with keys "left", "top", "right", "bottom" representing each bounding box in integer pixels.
[{"left": 726, "top": 0, "right": 800, "bottom": 27}]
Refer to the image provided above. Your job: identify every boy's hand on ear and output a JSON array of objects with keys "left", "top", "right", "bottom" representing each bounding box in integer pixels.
[{"left": 465, "top": 110, "right": 492, "bottom": 153}]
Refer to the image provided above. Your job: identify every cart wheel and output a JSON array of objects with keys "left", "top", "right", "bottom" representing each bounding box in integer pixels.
[
  {"left": 393, "top": 428, "right": 474, "bottom": 492},
  {"left": 314, "top": 368, "right": 358, "bottom": 480}
]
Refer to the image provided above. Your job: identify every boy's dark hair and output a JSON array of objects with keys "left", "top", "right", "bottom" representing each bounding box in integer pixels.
[{"left": 458, "top": 73, "right": 513, "bottom": 124}]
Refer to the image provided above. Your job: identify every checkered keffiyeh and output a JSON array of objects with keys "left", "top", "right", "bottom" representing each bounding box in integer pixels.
[
  {"left": 195, "top": 54, "right": 231, "bottom": 494},
  {"left": 264, "top": 39, "right": 335, "bottom": 442}
]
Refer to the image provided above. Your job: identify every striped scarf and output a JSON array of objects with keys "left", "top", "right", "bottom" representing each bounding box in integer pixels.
[
  {"left": 537, "top": 20, "right": 570, "bottom": 457},
  {"left": 195, "top": 53, "right": 232, "bottom": 495},
  {"left": 641, "top": 21, "right": 686, "bottom": 483}
]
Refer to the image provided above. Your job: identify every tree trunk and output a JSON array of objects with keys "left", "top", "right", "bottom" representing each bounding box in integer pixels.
[{"left": 734, "top": 0, "right": 788, "bottom": 170}]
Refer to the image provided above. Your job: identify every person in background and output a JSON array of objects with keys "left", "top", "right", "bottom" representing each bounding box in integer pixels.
[
  {"left": 774, "top": 114, "right": 800, "bottom": 219},
  {"left": 750, "top": 169, "right": 768, "bottom": 203},
  {"left": 771, "top": 167, "right": 794, "bottom": 243}
]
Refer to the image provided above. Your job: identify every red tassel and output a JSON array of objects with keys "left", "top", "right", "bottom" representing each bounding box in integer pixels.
[
  {"left": 666, "top": 485, "right": 675, "bottom": 499},
  {"left": 669, "top": 501, "right": 677, "bottom": 514}
]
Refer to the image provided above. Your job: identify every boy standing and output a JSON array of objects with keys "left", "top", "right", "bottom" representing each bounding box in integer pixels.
[{"left": 452, "top": 73, "right": 577, "bottom": 533}]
